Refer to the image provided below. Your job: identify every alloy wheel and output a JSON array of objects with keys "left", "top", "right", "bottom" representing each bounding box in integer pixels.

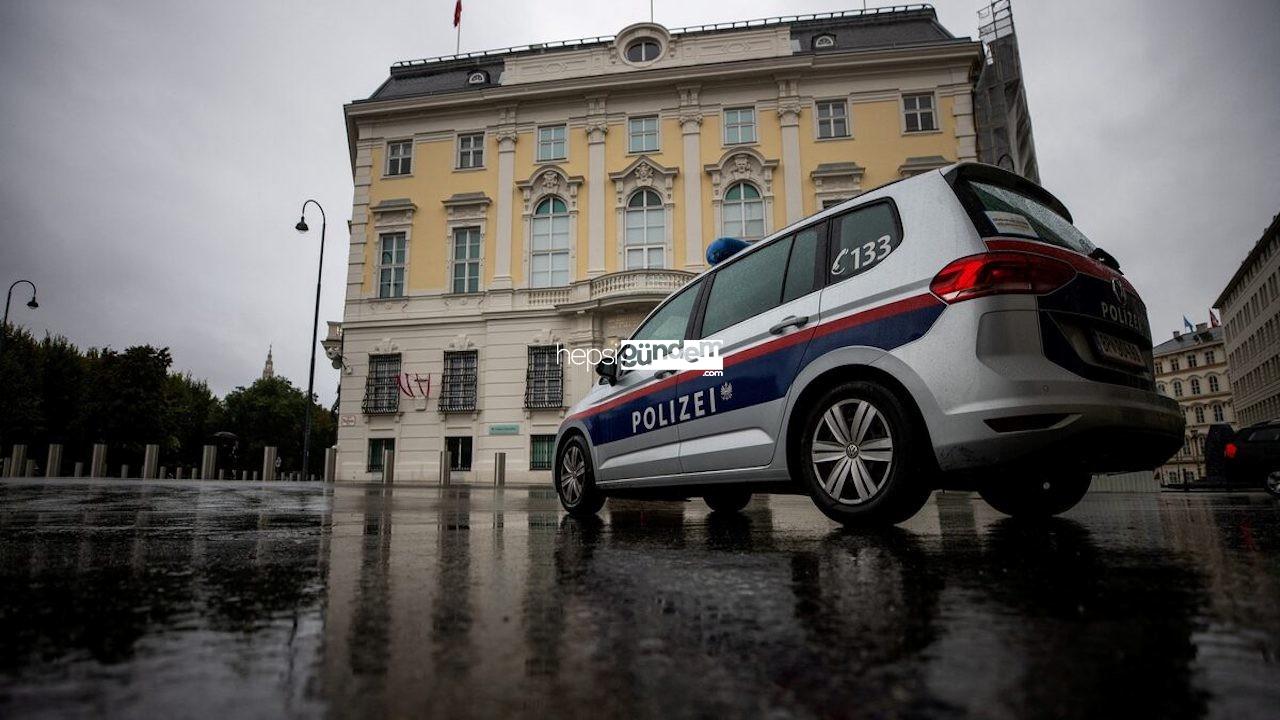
[
  {"left": 810, "top": 398, "right": 894, "bottom": 505},
  {"left": 561, "top": 444, "right": 586, "bottom": 505}
]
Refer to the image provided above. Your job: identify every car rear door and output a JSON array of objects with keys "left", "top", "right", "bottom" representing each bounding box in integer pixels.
[{"left": 676, "top": 223, "right": 825, "bottom": 473}]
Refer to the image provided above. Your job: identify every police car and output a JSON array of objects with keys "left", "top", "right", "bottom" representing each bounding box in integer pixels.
[{"left": 554, "top": 163, "right": 1184, "bottom": 525}]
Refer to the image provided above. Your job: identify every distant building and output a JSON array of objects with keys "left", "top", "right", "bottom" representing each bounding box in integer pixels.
[
  {"left": 1214, "top": 212, "right": 1280, "bottom": 426},
  {"left": 262, "top": 346, "right": 275, "bottom": 380},
  {"left": 1152, "top": 324, "right": 1236, "bottom": 483}
]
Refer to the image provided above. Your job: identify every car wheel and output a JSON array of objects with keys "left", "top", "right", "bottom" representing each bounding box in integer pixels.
[
  {"left": 979, "top": 470, "right": 1091, "bottom": 517},
  {"left": 555, "top": 436, "right": 605, "bottom": 518},
  {"left": 704, "top": 488, "right": 751, "bottom": 514},
  {"left": 798, "top": 380, "right": 933, "bottom": 527},
  {"left": 1265, "top": 471, "right": 1280, "bottom": 498}
]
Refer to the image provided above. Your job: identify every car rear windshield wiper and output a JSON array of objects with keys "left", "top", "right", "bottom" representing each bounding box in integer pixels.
[{"left": 1089, "top": 247, "right": 1122, "bottom": 274}]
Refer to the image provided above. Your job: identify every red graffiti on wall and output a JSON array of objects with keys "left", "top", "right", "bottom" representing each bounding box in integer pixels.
[{"left": 396, "top": 372, "right": 430, "bottom": 398}]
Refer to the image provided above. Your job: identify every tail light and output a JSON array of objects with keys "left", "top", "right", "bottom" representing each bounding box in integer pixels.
[
  {"left": 1225, "top": 442, "right": 1238, "bottom": 460},
  {"left": 930, "top": 251, "right": 1077, "bottom": 304}
]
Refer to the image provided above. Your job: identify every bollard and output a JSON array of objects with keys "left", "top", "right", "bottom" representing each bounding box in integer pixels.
[
  {"left": 217, "top": 469, "right": 225, "bottom": 480},
  {"left": 439, "top": 450, "right": 452, "bottom": 486},
  {"left": 121, "top": 464, "right": 129, "bottom": 479},
  {"left": 0, "top": 457, "right": 8, "bottom": 477},
  {"left": 26, "top": 459, "right": 37, "bottom": 477},
  {"left": 252, "top": 471, "right": 259, "bottom": 481},
  {"left": 382, "top": 448, "right": 396, "bottom": 484},
  {"left": 323, "top": 447, "right": 337, "bottom": 483},
  {"left": 262, "top": 446, "right": 277, "bottom": 482},
  {"left": 90, "top": 444, "right": 107, "bottom": 478},
  {"left": 159, "top": 465, "right": 167, "bottom": 479},
  {"left": 143, "top": 444, "right": 159, "bottom": 479},
  {"left": 494, "top": 452, "right": 506, "bottom": 487},
  {"left": 74, "top": 461, "right": 84, "bottom": 478},
  {"left": 176, "top": 466, "right": 185, "bottom": 480},
  {"left": 46, "top": 444, "right": 63, "bottom": 478},
  {"left": 9, "top": 445, "right": 27, "bottom": 478},
  {"left": 200, "top": 446, "right": 217, "bottom": 480}
]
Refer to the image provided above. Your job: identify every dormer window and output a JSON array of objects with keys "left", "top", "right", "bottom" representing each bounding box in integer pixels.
[
  {"left": 625, "top": 39, "right": 661, "bottom": 62},
  {"left": 466, "top": 70, "right": 488, "bottom": 85},
  {"left": 814, "top": 34, "right": 836, "bottom": 49}
]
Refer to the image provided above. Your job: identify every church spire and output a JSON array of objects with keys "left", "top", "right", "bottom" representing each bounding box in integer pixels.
[{"left": 262, "top": 345, "right": 275, "bottom": 380}]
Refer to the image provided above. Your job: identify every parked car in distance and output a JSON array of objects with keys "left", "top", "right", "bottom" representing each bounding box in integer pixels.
[{"left": 1223, "top": 420, "right": 1280, "bottom": 497}]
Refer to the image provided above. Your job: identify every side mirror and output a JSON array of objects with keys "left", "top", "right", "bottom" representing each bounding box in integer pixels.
[{"left": 595, "top": 356, "right": 619, "bottom": 385}]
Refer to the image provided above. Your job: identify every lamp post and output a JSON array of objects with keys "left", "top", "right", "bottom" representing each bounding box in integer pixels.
[
  {"left": 294, "top": 201, "right": 326, "bottom": 481},
  {"left": 0, "top": 279, "right": 39, "bottom": 359}
]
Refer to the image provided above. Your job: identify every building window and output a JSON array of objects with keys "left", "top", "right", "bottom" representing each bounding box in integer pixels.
[
  {"left": 723, "top": 182, "right": 765, "bottom": 239},
  {"left": 456, "top": 133, "right": 484, "bottom": 169},
  {"left": 628, "top": 116, "right": 659, "bottom": 153},
  {"left": 378, "top": 232, "right": 406, "bottom": 298},
  {"left": 625, "top": 39, "right": 661, "bottom": 62},
  {"left": 1213, "top": 404, "right": 1224, "bottom": 422},
  {"left": 466, "top": 70, "right": 488, "bottom": 85},
  {"left": 445, "top": 436, "right": 473, "bottom": 471},
  {"left": 1205, "top": 350, "right": 1215, "bottom": 364},
  {"left": 386, "top": 140, "right": 413, "bottom": 175},
  {"left": 625, "top": 189, "right": 665, "bottom": 269},
  {"left": 1194, "top": 406, "right": 1205, "bottom": 424},
  {"left": 530, "top": 435, "right": 556, "bottom": 471},
  {"left": 451, "top": 227, "right": 481, "bottom": 294},
  {"left": 816, "top": 100, "right": 849, "bottom": 139},
  {"left": 1190, "top": 378, "right": 1201, "bottom": 395},
  {"left": 723, "top": 107, "right": 757, "bottom": 145},
  {"left": 363, "top": 354, "right": 401, "bottom": 414},
  {"left": 524, "top": 345, "right": 564, "bottom": 409},
  {"left": 1208, "top": 375, "right": 1220, "bottom": 393},
  {"left": 1170, "top": 358, "right": 1180, "bottom": 371},
  {"left": 537, "top": 125, "right": 566, "bottom": 161},
  {"left": 813, "top": 34, "right": 836, "bottom": 49},
  {"left": 1155, "top": 360, "right": 1163, "bottom": 374},
  {"left": 1173, "top": 380, "right": 1183, "bottom": 397},
  {"left": 439, "top": 350, "right": 478, "bottom": 412},
  {"left": 902, "top": 93, "right": 937, "bottom": 133},
  {"left": 531, "top": 196, "right": 570, "bottom": 287},
  {"left": 368, "top": 438, "right": 395, "bottom": 472},
  {"left": 1187, "top": 354, "right": 1198, "bottom": 368}
]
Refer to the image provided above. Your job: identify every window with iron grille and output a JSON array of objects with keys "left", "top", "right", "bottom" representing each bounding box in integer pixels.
[
  {"left": 368, "top": 438, "right": 395, "bottom": 471},
  {"left": 530, "top": 434, "right": 555, "bottom": 470},
  {"left": 363, "top": 354, "right": 401, "bottom": 414},
  {"left": 525, "top": 345, "right": 563, "bottom": 409},
  {"left": 439, "top": 350, "right": 478, "bottom": 412}
]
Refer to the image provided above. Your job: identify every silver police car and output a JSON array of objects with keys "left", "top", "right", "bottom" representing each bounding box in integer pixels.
[{"left": 554, "top": 163, "right": 1184, "bottom": 525}]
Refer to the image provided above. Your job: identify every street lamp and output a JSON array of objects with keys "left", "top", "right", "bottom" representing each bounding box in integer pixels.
[
  {"left": 294, "top": 200, "right": 326, "bottom": 481},
  {"left": 0, "top": 279, "right": 39, "bottom": 358}
]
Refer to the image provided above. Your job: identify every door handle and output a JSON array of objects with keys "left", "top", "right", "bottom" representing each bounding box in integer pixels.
[
  {"left": 654, "top": 369, "right": 677, "bottom": 379},
  {"left": 769, "top": 315, "right": 810, "bottom": 335}
]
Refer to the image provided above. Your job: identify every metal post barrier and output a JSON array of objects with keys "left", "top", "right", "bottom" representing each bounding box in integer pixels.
[
  {"left": 176, "top": 466, "right": 185, "bottom": 480},
  {"left": 143, "top": 444, "right": 159, "bottom": 479},
  {"left": 90, "top": 444, "right": 107, "bottom": 478},
  {"left": 46, "top": 444, "right": 63, "bottom": 478},
  {"left": 200, "top": 445, "right": 216, "bottom": 480},
  {"left": 262, "top": 446, "right": 277, "bottom": 482},
  {"left": 323, "top": 447, "right": 337, "bottom": 483},
  {"left": 74, "top": 461, "right": 84, "bottom": 478},
  {"left": 121, "top": 464, "right": 129, "bottom": 479},
  {"left": 382, "top": 449, "right": 395, "bottom": 484},
  {"left": 494, "top": 452, "right": 506, "bottom": 487},
  {"left": 252, "top": 471, "right": 259, "bottom": 481},
  {"left": 0, "top": 457, "right": 8, "bottom": 477},
  {"left": 439, "top": 450, "right": 452, "bottom": 486},
  {"left": 26, "top": 459, "right": 37, "bottom": 477},
  {"left": 9, "top": 445, "right": 27, "bottom": 478},
  {"left": 217, "top": 469, "right": 225, "bottom": 480},
  {"left": 159, "top": 465, "right": 167, "bottom": 479}
]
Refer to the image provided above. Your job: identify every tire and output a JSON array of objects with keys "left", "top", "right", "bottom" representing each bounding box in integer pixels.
[
  {"left": 797, "top": 380, "right": 933, "bottom": 527},
  {"left": 978, "top": 470, "right": 1091, "bottom": 518},
  {"left": 1265, "top": 470, "right": 1280, "bottom": 498},
  {"left": 704, "top": 488, "right": 751, "bottom": 514},
  {"left": 555, "top": 435, "right": 606, "bottom": 518}
]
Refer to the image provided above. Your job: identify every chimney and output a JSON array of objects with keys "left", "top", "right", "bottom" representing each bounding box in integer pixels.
[
  {"left": 1195, "top": 322, "right": 1208, "bottom": 332},
  {"left": 1173, "top": 330, "right": 1182, "bottom": 339}
]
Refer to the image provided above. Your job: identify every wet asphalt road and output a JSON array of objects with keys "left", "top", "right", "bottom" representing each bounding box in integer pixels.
[{"left": 0, "top": 480, "right": 1278, "bottom": 719}]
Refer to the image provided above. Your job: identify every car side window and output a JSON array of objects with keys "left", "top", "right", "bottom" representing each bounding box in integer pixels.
[
  {"left": 701, "top": 236, "right": 794, "bottom": 337},
  {"left": 826, "top": 202, "right": 901, "bottom": 284},
  {"left": 782, "top": 222, "right": 824, "bottom": 303},
  {"left": 632, "top": 280, "right": 702, "bottom": 342}
]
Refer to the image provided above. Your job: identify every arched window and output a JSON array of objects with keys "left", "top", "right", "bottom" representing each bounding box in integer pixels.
[
  {"left": 624, "top": 190, "right": 665, "bottom": 269},
  {"left": 625, "top": 39, "right": 661, "bottom": 62},
  {"left": 1213, "top": 403, "right": 1224, "bottom": 422},
  {"left": 1190, "top": 377, "right": 1201, "bottom": 395},
  {"left": 531, "top": 197, "right": 570, "bottom": 287},
  {"left": 723, "top": 182, "right": 765, "bottom": 239},
  {"left": 1194, "top": 406, "right": 1205, "bottom": 424},
  {"left": 1173, "top": 380, "right": 1183, "bottom": 397},
  {"left": 1208, "top": 375, "right": 1220, "bottom": 392}
]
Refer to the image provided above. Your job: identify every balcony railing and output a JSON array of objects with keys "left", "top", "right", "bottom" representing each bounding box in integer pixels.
[{"left": 520, "top": 268, "right": 694, "bottom": 310}]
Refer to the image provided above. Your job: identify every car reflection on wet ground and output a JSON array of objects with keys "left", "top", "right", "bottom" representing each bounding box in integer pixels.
[{"left": 0, "top": 480, "right": 1277, "bottom": 719}]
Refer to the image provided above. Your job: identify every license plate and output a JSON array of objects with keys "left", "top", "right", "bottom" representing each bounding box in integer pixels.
[{"left": 1094, "top": 331, "right": 1145, "bottom": 368}]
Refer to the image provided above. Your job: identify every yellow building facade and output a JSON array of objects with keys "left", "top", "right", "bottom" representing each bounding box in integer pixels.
[{"left": 330, "top": 8, "right": 985, "bottom": 483}]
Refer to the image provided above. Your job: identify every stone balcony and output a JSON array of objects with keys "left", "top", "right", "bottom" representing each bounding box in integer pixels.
[{"left": 517, "top": 268, "right": 695, "bottom": 312}]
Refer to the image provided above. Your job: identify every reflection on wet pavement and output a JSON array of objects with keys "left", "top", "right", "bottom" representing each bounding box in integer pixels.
[{"left": 1, "top": 479, "right": 1278, "bottom": 718}]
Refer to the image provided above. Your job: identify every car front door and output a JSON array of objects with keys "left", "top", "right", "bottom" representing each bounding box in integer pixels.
[
  {"left": 587, "top": 279, "right": 703, "bottom": 483},
  {"left": 676, "top": 223, "right": 826, "bottom": 473}
]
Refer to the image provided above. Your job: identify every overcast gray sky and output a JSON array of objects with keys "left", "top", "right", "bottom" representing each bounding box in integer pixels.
[{"left": 1, "top": 0, "right": 1277, "bottom": 404}]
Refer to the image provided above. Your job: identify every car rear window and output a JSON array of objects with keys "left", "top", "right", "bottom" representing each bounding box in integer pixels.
[
  {"left": 1244, "top": 427, "right": 1280, "bottom": 443},
  {"left": 963, "top": 180, "right": 1097, "bottom": 256}
]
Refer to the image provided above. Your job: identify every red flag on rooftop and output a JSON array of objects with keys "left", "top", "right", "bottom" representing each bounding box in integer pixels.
[
  {"left": 1210, "top": 309, "right": 1220, "bottom": 328},
  {"left": 453, "top": 0, "right": 462, "bottom": 28}
]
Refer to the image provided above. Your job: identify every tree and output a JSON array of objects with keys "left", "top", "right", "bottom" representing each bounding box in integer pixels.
[{"left": 219, "top": 377, "right": 335, "bottom": 475}]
